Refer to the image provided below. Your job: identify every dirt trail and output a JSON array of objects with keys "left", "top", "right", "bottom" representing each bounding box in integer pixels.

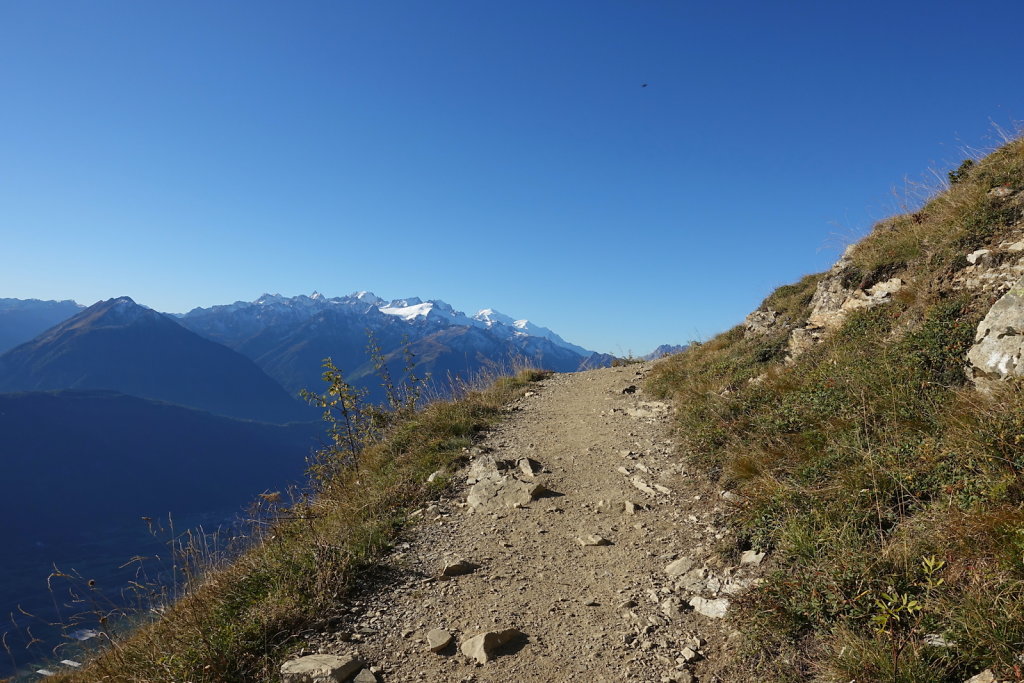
[{"left": 308, "top": 364, "right": 758, "bottom": 682}]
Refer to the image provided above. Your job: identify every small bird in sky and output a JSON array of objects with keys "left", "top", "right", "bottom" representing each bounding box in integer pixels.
[{"left": 641, "top": 83, "right": 649, "bottom": 88}]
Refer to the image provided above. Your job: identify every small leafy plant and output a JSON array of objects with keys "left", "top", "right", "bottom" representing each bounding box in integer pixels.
[{"left": 948, "top": 158, "right": 976, "bottom": 185}]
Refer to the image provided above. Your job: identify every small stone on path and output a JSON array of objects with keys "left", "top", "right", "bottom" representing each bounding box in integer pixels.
[
  {"left": 665, "top": 557, "right": 694, "bottom": 579},
  {"left": 689, "top": 596, "right": 730, "bottom": 618},
  {"left": 467, "top": 476, "right": 547, "bottom": 510},
  {"left": 721, "top": 490, "right": 744, "bottom": 503},
  {"left": 517, "top": 457, "right": 542, "bottom": 477},
  {"left": 427, "top": 628, "right": 454, "bottom": 652},
  {"left": 441, "top": 559, "right": 478, "bottom": 577},
  {"left": 679, "top": 646, "right": 701, "bottom": 662},
  {"left": 663, "top": 672, "right": 695, "bottom": 683},
  {"left": 577, "top": 534, "right": 612, "bottom": 546},
  {"left": 630, "top": 476, "right": 658, "bottom": 495},
  {"left": 660, "top": 597, "right": 686, "bottom": 619}
]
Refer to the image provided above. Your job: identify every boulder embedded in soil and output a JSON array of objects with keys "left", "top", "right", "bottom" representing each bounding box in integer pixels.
[
  {"left": 280, "top": 654, "right": 363, "bottom": 683},
  {"left": 460, "top": 629, "right": 525, "bottom": 664}
]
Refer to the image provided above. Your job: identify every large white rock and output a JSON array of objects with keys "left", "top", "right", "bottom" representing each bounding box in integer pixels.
[
  {"left": 280, "top": 654, "right": 363, "bottom": 683},
  {"left": 968, "top": 277, "right": 1024, "bottom": 389}
]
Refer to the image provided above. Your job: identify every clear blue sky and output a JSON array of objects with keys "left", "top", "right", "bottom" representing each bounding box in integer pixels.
[{"left": 2, "top": 1, "right": 1023, "bottom": 355}]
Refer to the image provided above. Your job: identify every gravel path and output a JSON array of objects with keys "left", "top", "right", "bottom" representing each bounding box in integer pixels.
[{"left": 304, "top": 364, "right": 760, "bottom": 682}]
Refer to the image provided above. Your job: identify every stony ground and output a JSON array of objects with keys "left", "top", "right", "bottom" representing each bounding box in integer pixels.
[{"left": 300, "top": 364, "right": 765, "bottom": 683}]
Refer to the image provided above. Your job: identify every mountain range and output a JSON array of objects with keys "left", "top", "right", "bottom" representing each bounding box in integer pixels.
[
  {"left": 0, "top": 292, "right": 623, "bottom": 415},
  {"left": 176, "top": 291, "right": 616, "bottom": 400}
]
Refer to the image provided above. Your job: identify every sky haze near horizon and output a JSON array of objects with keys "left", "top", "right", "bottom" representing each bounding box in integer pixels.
[{"left": 3, "top": 1, "right": 1024, "bottom": 355}]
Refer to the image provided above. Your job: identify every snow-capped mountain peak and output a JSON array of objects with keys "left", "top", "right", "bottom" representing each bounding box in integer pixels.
[
  {"left": 473, "top": 308, "right": 516, "bottom": 327},
  {"left": 351, "top": 291, "right": 384, "bottom": 306},
  {"left": 98, "top": 297, "right": 158, "bottom": 323},
  {"left": 377, "top": 298, "right": 478, "bottom": 327},
  {"left": 379, "top": 299, "right": 435, "bottom": 321},
  {"left": 470, "top": 307, "right": 590, "bottom": 356}
]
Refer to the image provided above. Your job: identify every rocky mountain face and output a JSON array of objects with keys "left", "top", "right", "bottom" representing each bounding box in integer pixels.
[
  {"left": 0, "top": 297, "right": 83, "bottom": 354},
  {"left": 642, "top": 344, "right": 688, "bottom": 360},
  {"left": 0, "top": 297, "right": 312, "bottom": 423},
  {"left": 957, "top": 234, "right": 1024, "bottom": 390}
]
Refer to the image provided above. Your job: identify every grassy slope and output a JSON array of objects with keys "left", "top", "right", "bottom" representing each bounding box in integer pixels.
[
  {"left": 54, "top": 369, "right": 547, "bottom": 683},
  {"left": 648, "top": 138, "right": 1024, "bottom": 681}
]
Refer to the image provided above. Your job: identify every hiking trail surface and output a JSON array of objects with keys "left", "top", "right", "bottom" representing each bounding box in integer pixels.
[{"left": 300, "top": 364, "right": 764, "bottom": 683}]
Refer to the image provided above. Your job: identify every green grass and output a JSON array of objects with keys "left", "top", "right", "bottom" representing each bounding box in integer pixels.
[
  {"left": 648, "top": 137, "right": 1024, "bottom": 681},
  {"left": 55, "top": 368, "right": 547, "bottom": 683}
]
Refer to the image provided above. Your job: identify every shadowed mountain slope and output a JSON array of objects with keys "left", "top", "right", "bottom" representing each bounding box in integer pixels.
[
  {"left": 0, "top": 297, "right": 312, "bottom": 423},
  {"left": 0, "top": 297, "right": 82, "bottom": 354},
  {"left": 0, "top": 390, "right": 321, "bottom": 677},
  {"left": 0, "top": 390, "right": 320, "bottom": 543}
]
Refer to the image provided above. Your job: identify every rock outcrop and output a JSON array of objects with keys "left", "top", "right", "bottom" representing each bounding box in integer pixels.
[
  {"left": 787, "top": 247, "right": 904, "bottom": 358},
  {"left": 968, "top": 276, "right": 1024, "bottom": 390},
  {"left": 745, "top": 245, "right": 905, "bottom": 360},
  {"left": 954, "top": 233, "right": 1024, "bottom": 295}
]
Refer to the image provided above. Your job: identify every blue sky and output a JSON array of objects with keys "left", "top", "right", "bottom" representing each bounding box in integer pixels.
[{"left": 2, "top": 1, "right": 1023, "bottom": 355}]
